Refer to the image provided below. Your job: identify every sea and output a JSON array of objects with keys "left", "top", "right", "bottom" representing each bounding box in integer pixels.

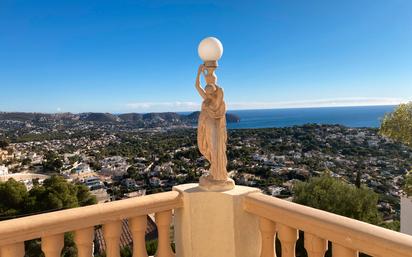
[{"left": 225, "top": 105, "right": 396, "bottom": 129}]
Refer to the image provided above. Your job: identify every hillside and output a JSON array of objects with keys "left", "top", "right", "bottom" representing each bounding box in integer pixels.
[
  {"left": 183, "top": 111, "right": 240, "bottom": 123},
  {"left": 0, "top": 111, "right": 240, "bottom": 126}
]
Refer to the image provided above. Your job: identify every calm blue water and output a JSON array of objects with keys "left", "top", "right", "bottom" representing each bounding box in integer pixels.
[{"left": 225, "top": 105, "right": 396, "bottom": 129}]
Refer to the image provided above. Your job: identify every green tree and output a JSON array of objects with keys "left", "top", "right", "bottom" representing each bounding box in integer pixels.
[
  {"left": 381, "top": 220, "right": 401, "bottom": 231},
  {"left": 68, "top": 155, "right": 80, "bottom": 165},
  {"left": 405, "top": 171, "right": 412, "bottom": 196},
  {"left": 380, "top": 102, "right": 412, "bottom": 146},
  {"left": 127, "top": 166, "right": 137, "bottom": 177},
  {"left": 62, "top": 233, "right": 77, "bottom": 257},
  {"left": 25, "top": 175, "right": 78, "bottom": 212},
  {"left": 42, "top": 151, "right": 63, "bottom": 173},
  {"left": 0, "top": 175, "right": 97, "bottom": 257},
  {"left": 21, "top": 158, "right": 32, "bottom": 166},
  {"left": 0, "top": 179, "right": 28, "bottom": 218},
  {"left": 120, "top": 246, "right": 132, "bottom": 257},
  {"left": 0, "top": 139, "right": 9, "bottom": 148},
  {"left": 380, "top": 102, "right": 412, "bottom": 196},
  {"left": 293, "top": 174, "right": 381, "bottom": 225},
  {"left": 76, "top": 184, "right": 98, "bottom": 206},
  {"left": 146, "top": 240, "right": 158, "bottom": 256}
]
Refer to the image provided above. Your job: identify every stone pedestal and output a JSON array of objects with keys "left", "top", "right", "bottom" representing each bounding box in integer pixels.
[
  {"left": 199, "top": 175, "right": 235, "bottom": 191},
  {"left": 173, "top": 184, "right": 261, "bottom": 257}
]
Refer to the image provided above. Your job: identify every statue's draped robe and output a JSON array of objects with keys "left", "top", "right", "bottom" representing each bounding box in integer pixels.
[{"left": 197, "top": 85, "right": 228, "bottom": 180}]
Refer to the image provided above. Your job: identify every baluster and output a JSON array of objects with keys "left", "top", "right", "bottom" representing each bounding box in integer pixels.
[
  {"left": 277, "top": 224, "right": 298, "bottom": 257},
  {"left": 304, "top": 233, "right": 327, "bottom": 257},
  {"left": 103, "top": 220, "right": 123, "bottom": 257},
  {"left": 0, "top": 242, "right": 25, "bottom": 257},
  {"left": 75, "top": 227, "right": 95, "bottom": 257},
  {"left": 259, "top": 217, "right": 277, "bottom": 257},
  {"left": 130, "top": 216, "right": 148, "bottom": 257},
  {"left": 42, "top": 234, "right": 64, "bottom": 257},
  {"left": 155, "top": 210, "right": 174, "bottom": 257},
  {"left": 333, "top": 243, "right": 358, "bottom": 257}
]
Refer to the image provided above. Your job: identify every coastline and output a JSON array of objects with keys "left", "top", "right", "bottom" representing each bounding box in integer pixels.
[{"left": 226, "top": 105, "right": 396, "bottom": 129}]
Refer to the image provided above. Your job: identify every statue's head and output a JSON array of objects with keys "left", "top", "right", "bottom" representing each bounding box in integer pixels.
[{"left": 204, "top": 67, "right": 217, "bottom": 85}]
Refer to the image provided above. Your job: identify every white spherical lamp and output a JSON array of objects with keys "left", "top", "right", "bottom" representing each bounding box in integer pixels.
[{"left": 198, "top": 37, "right": 223, "bottom": 67}]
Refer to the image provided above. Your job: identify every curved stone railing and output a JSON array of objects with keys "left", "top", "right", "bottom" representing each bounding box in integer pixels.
[
  {"left": 0, "top": 191, "right": 182, "bottom": 257},
  {"left": 244, "top": 192, "right": 412, "bottom": 257},
  {"left": 1, "top": 186, "right": 412, "bottom": 257}
]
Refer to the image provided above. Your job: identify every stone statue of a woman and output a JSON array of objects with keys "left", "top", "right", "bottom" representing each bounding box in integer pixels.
[{"left": 195, "top": 64, "right": 235, "bottom": 191}]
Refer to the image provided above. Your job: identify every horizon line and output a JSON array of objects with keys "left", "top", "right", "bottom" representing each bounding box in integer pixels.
[{"left": 0, "top": 103, "right": 401, "bottom": 115}]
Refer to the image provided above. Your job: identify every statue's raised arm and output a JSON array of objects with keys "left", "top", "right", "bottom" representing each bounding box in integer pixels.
[{"left": 195, "top": 65, "right": 207, "bottom": 100}]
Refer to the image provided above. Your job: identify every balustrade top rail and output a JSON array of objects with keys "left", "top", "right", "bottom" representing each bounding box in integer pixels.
[
  {"left": 0, "top": 191, "right": 182, "bottom": 246},
  {"left": 244, "top": 192, "right": 412, "bottom": 257}
]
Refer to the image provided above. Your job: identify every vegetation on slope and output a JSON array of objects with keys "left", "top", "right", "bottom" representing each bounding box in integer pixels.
[
  {"left": 380, "top": 102, "right": 412, "bottom": 196},
  {"left": 0, "top": 175, "right": 97, "bottom": 257}
]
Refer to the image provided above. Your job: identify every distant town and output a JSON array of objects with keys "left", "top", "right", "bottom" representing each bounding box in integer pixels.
[{"left": 0, "top": 111, "right": 411, "bottom": 223}]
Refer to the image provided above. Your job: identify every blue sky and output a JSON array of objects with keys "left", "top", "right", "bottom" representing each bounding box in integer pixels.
[{"left": 1, "top": 0, "right": 411, "bottom": 113}]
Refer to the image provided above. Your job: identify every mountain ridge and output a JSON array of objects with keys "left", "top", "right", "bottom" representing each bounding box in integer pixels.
[{"left": 0, "top": 111, "right": 240, "bottom": 124}]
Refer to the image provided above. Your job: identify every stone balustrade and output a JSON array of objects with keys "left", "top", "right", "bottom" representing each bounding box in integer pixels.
[
  {"left": 0, "top": 191, "right": 181, "bottom": 257},
  {"left": 1, "top": 185, "right": 412, "bottom": 257},
  {"left": 244, "top": 192, "right": 412, "bottom": 257}
]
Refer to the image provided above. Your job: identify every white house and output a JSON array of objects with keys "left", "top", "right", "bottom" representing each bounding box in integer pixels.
[
  {"left": 0, "top": 165, "right": 8, "bottom": 176},
  {"left": 75, "top": 163, "right": 92, "bottom": 174}
]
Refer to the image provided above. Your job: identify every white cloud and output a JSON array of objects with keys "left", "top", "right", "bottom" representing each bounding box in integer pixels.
[
  {"left": 125, "top": 97, "right": 408, "bottom": 112},
  {"left": 126, "top": 101, "right": 200, "bottom": 112},
  {"left": 226, "top": 97, "right": 408, "bottom": 110}
]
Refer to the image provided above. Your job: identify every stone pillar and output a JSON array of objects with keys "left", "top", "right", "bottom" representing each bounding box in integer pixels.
[
  {"left": 173, "top": 184, "right": 261, "bottom": 257},
  {"left": 401, "top": 196, "right": 412, "bottom": 236}
]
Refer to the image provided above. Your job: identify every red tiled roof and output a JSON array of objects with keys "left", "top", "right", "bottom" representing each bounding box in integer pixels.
[{"left": 94, "top": 216, "right": 157, "bottom": 254}]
